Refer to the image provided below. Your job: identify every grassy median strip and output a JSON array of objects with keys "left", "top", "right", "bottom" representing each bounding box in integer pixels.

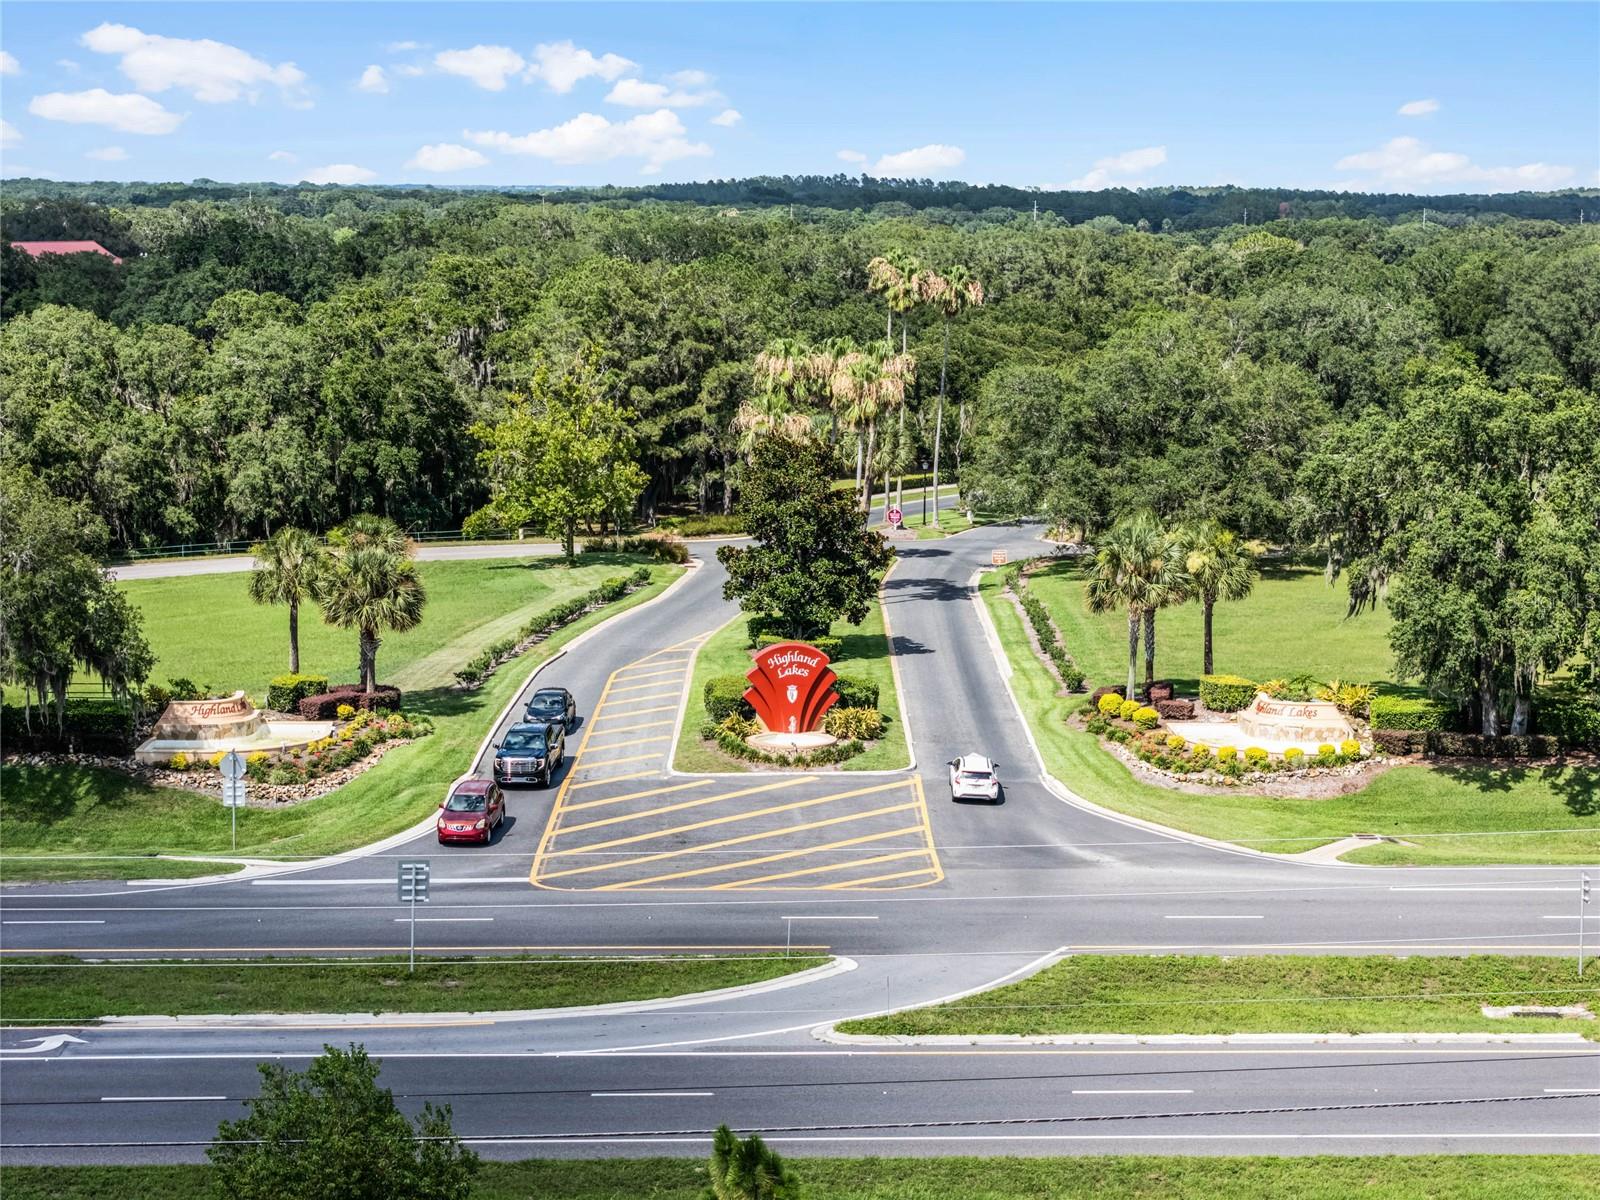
[
  {"left": 5, "top": 1156, "right": 1597, "bottom": 1199},
  {"left": 0, "top": 563, "right": 683, "bottom": 882},
  {"left": 0, "top": 953, "right": 828, "bottom": 1023},
  {"left": 980, "top": 571, "right": 1600, "bottom": 865},
  {"left": 836, "top": 955, "right": 1600, "bottom": 1039}
]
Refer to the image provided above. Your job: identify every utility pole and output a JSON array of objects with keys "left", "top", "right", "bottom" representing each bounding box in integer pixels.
[
  {"left": 1581, "top": 872, "right": 1591, "bottom": 977},
  {"left": 1032, "top": 198, "right": 1038, "bottom": 223},
  {"left": 1243, "top": 208, "right": 1248, "bottom": 226}
]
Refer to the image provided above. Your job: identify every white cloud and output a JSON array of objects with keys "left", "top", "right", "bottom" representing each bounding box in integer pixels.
[
  {"left": 386, "top": 41, "right": 423, "bottom": 53},
  {"left": 268, "top": 149, "right": 296, "bottom": 162},
  {"left": 81, "top": 22, "right": 306, "bottom": 104},
  {"left": 303, "top": 162, "right": 378, "bottom": 185},
  {"left": 28, "top": 89, "right": 183, "bottom": 134},
  {"left": 56, "top": 58, "right": 81, "bottom": 72},
  {"left": 0, "top": 50, "right": 19, "bottom": 75},
  {"left": 357, "top": 65, "right": 388, "bottom": 94},
  {"left": 526, "top": 40, "right": 635, "bottom": 93},
  {"left": 406, "top": 142, "right": 488, "bottom": 172},
  {"left": 668, "top": 69, "right": 712, "bottom": 87},
  {"left": 870, "top": 143, "right": 966, "bottom": 177},
  {"left": 1335, "top": 136, "right": 1574, "bottom": 190},
  {"left": 434, "top": 45, "right": 524, "bottom": 91},
  {"left": 711, "top": 108, "right": 742, "bottom": 128},
  {"left": 837, "top": 149, "right": 867, "bottom": 164},
  {"left": 395, "top": 64, "right": 427, "bottom": 78},
  {"left": 1065, "top": 145, "right": 1167, "bottom": 189},
  {"left": 466, "top": 108, "right": 711, "bottom": 173},
  {"left": 0, "top": 119, "right": 20, "bottom": 148},
  {"left": 1397, "top": 98, "right": 1439, "bottom": 117},
  {"left": 85, "top": 145, "right": 129, "bottom": 161},
  {"left": 605, "top": 77, "right": 720, "bottom": 108}
]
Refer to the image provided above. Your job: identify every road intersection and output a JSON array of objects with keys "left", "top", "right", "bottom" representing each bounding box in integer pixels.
[{"left": 3, "top": 524, "right": 1598, "bottom": 1162}]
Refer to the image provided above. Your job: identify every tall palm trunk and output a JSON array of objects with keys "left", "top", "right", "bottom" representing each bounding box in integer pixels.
[
  {"left": 1125, "top": 610, "right": 1140, "bottom": 700},
  {"left": 1143, "top": 608, "right": 1157, "bottom": 691},
  {"left": 931, "top": 319, "right": 949, "bottom": 529},
  {"left": 359, "top": 627, "right": 380, "bottom": 693},
  {"left": 854, "top": 435, "right": 864, "bottom": 497},
  {"left": 1201, "top": 593, "right": 1215, "bottom": 677},
  {"left": 862, "top": 421, "right": 878, "bottom": 512},
  {"left": 288, "top": 601, "right": 301, "bottom": 674},
  {"left": 895, "top": 405, "right": 905, "bottom": 511}
]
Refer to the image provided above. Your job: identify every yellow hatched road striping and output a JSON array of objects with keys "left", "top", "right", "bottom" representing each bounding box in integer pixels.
[
  {"left": 609, "top": 667, "right": 687, "bottom": 682},
  {"left": 583, "top": 718, "right": 675, "bottom": 735},
  {"left": 567, "top": 770, "right": 654, "bottom": 790},
  {"left": 576, "top": 733, "right": 671, "bottom": 752},
  {"left": 549, "top": 777, "right": 819, "bottom": 840},
  {"left": 606, "top": 680, "right": 688, "bottom": 695},
  {"left": 603, "top": 827, "right": 928, "bottom": 891},
  {"left": 539, "top": 799, "right": 924, "bottom": 881},
  {"left": 562, "top": 779, "right": 706, "bottom": 813},
  {"left": 570, "top": 751, "right": 668, "bottom": 769},
  {"left": 820, "top": 864, "right": 940, "bottom": 889},
  {"left": 589, "top": 704, "right": 679, "bottom": 722},
  {"left": 710, "top": 843, "right": 931, "bottom": 890}
]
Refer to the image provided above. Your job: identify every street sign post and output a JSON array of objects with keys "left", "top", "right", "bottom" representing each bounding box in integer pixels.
[
  {"left": 1581, "top": 871, "right": 1591, "bottom": 977},
  {"left": 991, "top": 548, "right": 1008, "bottom": 566},
  {"left": 886, "top": 505, "right": 903, "bottom": 530},
  {"left": 398, "top": 860, "right": 431, "bottom": 973},
  {"left": 218, "top": 751, "right": 247, "bottom": 851}
]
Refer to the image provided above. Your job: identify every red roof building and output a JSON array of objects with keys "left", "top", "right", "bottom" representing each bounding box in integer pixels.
[{"left": 9, "top": 240, "right": 124, "bottom": 265}]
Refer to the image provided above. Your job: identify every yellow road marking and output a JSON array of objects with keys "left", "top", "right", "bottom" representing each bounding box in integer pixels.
[
  {"left": 589, "top": 704, "right": 678, "bottom": 722},
  {"left": 576, "top": 734, "right": 671, "bottom": 752},
  {"left": 713, "top": 844, "right": 931, "bottom": 890},
  {"left": 539, "top": 800, "right": 923, "bottom": 881},
  {"left": 609, "top": 667, "right": 686, "bottom": 682},
  {"left": 562, "top": 780, "right": 706, "bottom": 813},
  {"left": 582, "top": 719, "right": 675, "bottom": 736},
  {"left": 529, "top": 662, "right": 626, "bottom": 880},
  {"left": 572, "top": 751, "right": 668, "bottom": 770},
  {"left": 820, "top": 864, "right": 940, "bottom": 889},
  {"left": 608, "top": 681, "right": 686, "bottom": 696},
  {"left": 607, "top": 826, "right": 925, "bottom": 891},
  {"left": 567, "top": 770, "right": 655, "bottom": 790},
  {"left": 550, "top": 778, "right": 819, "bottom": 839}
]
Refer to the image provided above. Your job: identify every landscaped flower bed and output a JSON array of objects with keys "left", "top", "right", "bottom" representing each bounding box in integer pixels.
[{"left": 697, "top": 666, "right": 888, "bottom": 769}]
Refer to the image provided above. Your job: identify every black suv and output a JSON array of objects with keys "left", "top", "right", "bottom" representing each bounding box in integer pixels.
[
  {"left": 493, "top": 721, "right": 566, "bottom": 787},
  {"left": 524, "top": 686, "right": 576, "bottom": 730}
]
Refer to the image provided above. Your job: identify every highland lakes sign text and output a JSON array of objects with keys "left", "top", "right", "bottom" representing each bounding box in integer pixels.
[{"left": 744, "top": 642, "right": 839, "bottom": 735}]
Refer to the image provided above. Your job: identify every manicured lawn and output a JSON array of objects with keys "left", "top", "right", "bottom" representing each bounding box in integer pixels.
[
  {"left": 0, "top": 954, "right": 827, "bottom": 1022},
  {"left": 5, "top": 1157, "right": 1595, "bottom": 1199},
  {"left": 837, "top": 954, "right": 1600, "bottom": 1038},
  {"left": 673, "top": 599, "right": 909, "bottom": 774},
  {"left": 120, "top": 554, "right": 653, "bottom": 702},
  {"left": 1027, "top": 559, "right": 1400, "bottom": 695},
  {"left": 981, "top": 572, "right": 1600, "bottom": 864},
  {"left": 0, "top": 566, "right": 683, "bottom": 881}
]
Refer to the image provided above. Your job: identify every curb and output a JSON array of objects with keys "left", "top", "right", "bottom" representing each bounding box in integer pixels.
[
  {"left": 814, "top": 1028, "right": 1594, "bottom": 1047},
  {"left": 88, "top": 955, "right": 855, "bottom": 1030}
]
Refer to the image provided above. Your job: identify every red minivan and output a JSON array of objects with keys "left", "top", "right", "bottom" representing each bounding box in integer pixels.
[{"left": 437, "top": 779, "right": 505, "bottom": 845}]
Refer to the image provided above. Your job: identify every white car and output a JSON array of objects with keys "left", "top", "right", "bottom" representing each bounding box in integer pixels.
[{"left": 948, "top": 753, "right": 1001, "bottom": 802}]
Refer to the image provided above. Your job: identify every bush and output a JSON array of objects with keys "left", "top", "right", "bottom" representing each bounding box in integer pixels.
[
  {"left": 266, "top": 674, "right": 329, "bottom": 713},
  {"left": 1217, "top": 746, "right": 1238, "bottom": 763},
  {"left": 336, "top": 704, "right": 356, "bottom": 721},
  {"left": 1339, "top": 738, "right": 1362, "bottom": 758},
  {"left": 1166, "top": 733, "right": 1186, "bottom": 752},
  {"left": 1097, "top": 692, "right": 1125, "bottom": 717},
  {"left": 1190, "top": 742, "right": 1210, "bottom": 761},
  {"left": 1319, "top": 680, "right": 1376, "bottom": 718},
  {"left": 745, "top": 615, "right": 788, "bottom": 646},
  {"left": 703, "top": 674, "right": 752, "bottom": 722},
  {"left": 1117, "top": 698, "right": 1140, "bottom": 722},
  {"left": 267, "top": 764, "right": 304, "bottom": 786},
  {"left": 581, "top": 534, "right": 689, "bottom": 564},
  {"left": 658, "top": 513, "right": 745, "bottom": 537},
  {"left": 1373, "top": 729, "right": 1420, "bottom": 756},
  {"left": 1537, "top": 693, "right": 1600, "bottom": 750},
  {"left": 1132, "top": 705, "right": 1159, "bottom": 731},
  {"left": 298, "top": 686, "right": 402, "bottom": 720},
  {"left": 717, "top": 712, "right": 758, "bottom": 740},
  {"left": 1, "top": 698, "right": 136, "bottom": 755},
  {"left": 1369, "top": 694, "right": 1456, "bottom": 731},
  {"left": 833, "top": 675, "right": 879, "bottom": 711},
  {"left": 245, "top": 751, "right": 271, "bottom": 781},
  {"left": 754, "top": 634, "right": 843, "bottom": 660},
  {"left": 1090, "top": 685, "right": 1125, "bottom": 706},
  {"left": 1243, "top": 746, "right": 1269, "bottom": 765},
  {"left": 1283, "top": 747, "right": 1305, "bottom": 766},
  {"left": 1200, "top": 674, "right": 1257, "bottom": 712},
  {"left": 1155, "top": 698, "right": 1195, "bottom": 721},
  {"left": 168, "top": 752, "right": 190, "bottom": 771},
  {"left": 824, "top": 706, "right": 886, "bottom": 740}
]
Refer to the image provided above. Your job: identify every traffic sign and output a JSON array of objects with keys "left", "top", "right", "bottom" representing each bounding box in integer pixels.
[
  {"left": 218, "top": 750, "right": 246, "bottom": 781},
  {"left": 886, "top": 505, "right": 903, "bottom": 529},
  {"left": 399, "top": 860, "right": 431, "bottom": 904},
  {"left": 221, "top": 777, "right": 247, "bottom": 808},
  {"left": 991, "top": 549, "right": 1008, "bottom": 566}
]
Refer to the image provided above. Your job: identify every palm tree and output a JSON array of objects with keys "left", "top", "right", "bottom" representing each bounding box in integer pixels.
[
  {"left": 247, "top": 527, "right": 327, "bottom": 674},
  {"left": 923, "top": 265, "right": 984, "bottom": 527},
  {"left": 706, "top": 1125, "right": 799, "bottom": 1200},
  {"left": 320, "top": 515, "right": 426, "bottom": 693},
  {"left": 1084, "top": 511, "right": 1186, "bottom": 697},
  {"left": 734, "top": 390, "right": 813, "bottom": 456},
  {"left": 1180, "top": 520, "right": 1259, "bottom": 676}
]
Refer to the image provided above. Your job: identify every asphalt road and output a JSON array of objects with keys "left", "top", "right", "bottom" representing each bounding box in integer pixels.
[{"left": 5, "top": 520, "right": 1599, "bottom": 1162}]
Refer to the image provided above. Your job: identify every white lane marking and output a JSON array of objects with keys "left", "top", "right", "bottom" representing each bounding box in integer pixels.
[
  {"left": 390, "top": 917, "right": 495, "bottom": 923},
  {"left": 253, "top": 878, "right": 531, "bottom": 886},
  {"left": 2, "top": 920, "right": 106, "bottom": 925},
  {"left": 1162, "top": 915, "right": 1264, "bottom": 920},
  {"left": 1540, "top": 915, "right": 1600, "bottom": 920},
  {"left": 100, "top": 1095, "right": 225, "bottom": 1103},
  {"left": 1071, "top": 1089, "right": 1194, "bottom": 1095},
  {"left": 590, "top": 1091, "right": 714, "bottom": 1098},
  {"left": 462, "top": 1132, "right": 1600, "bottom": 1146},
  {"left": 1544, "top": 1088, "right": 1600, "bottom": 1093},
  {"left": 0, "top": 1035, "right": 87, "bottom": 1055},
  {"left": 780, "top": 916, "right": 880, "bottom": 921},
  {"left": 1391, "top": 886, "right": 1569, "bottom": 892}
]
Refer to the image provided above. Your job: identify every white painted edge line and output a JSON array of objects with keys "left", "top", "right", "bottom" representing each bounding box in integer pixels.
[
  {"left": 1073, "top": 1089, "right": 1193, "bottom": 1094},
  {"left": 100, "top": 1095, "right": 225, "bottom": 1103},
  {"left": 94, "top": 955, "right": 857, "bottom": 1030},
  {"left": 1162, "top": 915, "right": 1264, "bottom": 920},
  {"left": 390, "top": 917, "right": 495, "bottom": 923},
  {"left": 878, "top": 549, "right": 917, "bottom": 773},
  {"left": 816, "top": 1030, "right": 1593, "bottom": 1047},
  {"left": 35, "top": 565, "right": 703, "bottom": 901},
  {"left": 591, "top": 1091, "right": 713, "bottom": 1098},
  {"left": 2, "top": 920, "right": 106, "bottom": 925},
  {"left": 1545, "top": 1087, "right": 1600, "bottom": 1093}
]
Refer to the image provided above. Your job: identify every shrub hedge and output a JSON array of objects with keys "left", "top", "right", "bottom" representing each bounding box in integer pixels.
[
  {"left": 297, "top": 685, "right": 402, "bottom": 719},
  {"left": 823, "top": 706, "right": 886, "bottom": 741},
  {"left": 1369, "top": 695, "right": 1457, "bottom": 731},
  {"left": 581, "top": 535, "right": 690, "bottom": 564},
  {"left": 1537, "top": 693, "right": 1600, "bottom": 750},
  {"left": 1, "top": 698, "right": 135, "bottom": 755},
  {"left": 266, "top": 674, "right": 329, "bottom": 713},
  {"left": 703, "top": 674, "right": 753, "bottom": 722},
  {"left": 1199, "top": 674, "right": 1257, "bottom": 712},
  {"left": 701, "top": 720, "right": 864, "bottom": 766},
  {"left": 1008, "top": 568, "right": 1085, "bottom": 692},
  {"left": 659, "top": 514, "right": 745, "bottom": 537},
  {"left": 834, "top": 675, "right": 879, "bottom": 711},
  {"left": 754, "top": 634, "right": 844, "bottom": 660},
  {"left": 1155, "top": 698, "right": 1195, "bottom": 720}
]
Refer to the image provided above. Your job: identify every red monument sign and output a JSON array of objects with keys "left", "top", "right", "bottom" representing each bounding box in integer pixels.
[{"left": 744, "top": 642, "right": 839, "bottom": 736}]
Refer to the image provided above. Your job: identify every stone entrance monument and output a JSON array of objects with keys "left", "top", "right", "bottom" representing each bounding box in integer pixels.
[
  {"left": 135, "top": 691, "right": 336, "bottom": 764},
  {"left": 742, "top": 641, "right": 840, "bottom": 752}
]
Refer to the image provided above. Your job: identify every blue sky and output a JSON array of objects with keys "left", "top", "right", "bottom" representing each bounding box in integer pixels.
[{"left": 1, "top": 2, "right": 1595, "bottom": 192}]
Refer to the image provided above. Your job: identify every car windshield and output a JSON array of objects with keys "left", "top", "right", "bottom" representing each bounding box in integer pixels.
[
  {"left": 502, "top": 731, "right": 546, "bottom": 752},
  {"left": 445, "top": 792, "right": 488, "bottom": 813},
  {"left": 529, "top": 694, "right": 564, "bottom": 711},
  {"left": 960, "top": 770, "right": 994, "bottom": 784}
]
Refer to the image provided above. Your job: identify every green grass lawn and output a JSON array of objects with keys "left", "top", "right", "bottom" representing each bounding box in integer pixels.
[
  {"left": 0, "top": 954, "right": 826, "bottom": 1022},
  {"left": 120, "top": 553, "right": 654, "bottom": 703},
  {"left": 0, "top": 565, "right": 683, "bottom": 881},
  {"left": 981, "top": 572, "right": 1600, "bottom": 864},
  {"left": 1027, "top": 560, "right": 1401, "bottom": 695},
  {"left": 5, "top": 1157, "right": 1595, "bottom": 1200},
  {"left": 837, "top": 954, "right": 1600, "bottom": 1038},
  {"left": 674, "top": 599, "right": 909, "bottom": 774}
]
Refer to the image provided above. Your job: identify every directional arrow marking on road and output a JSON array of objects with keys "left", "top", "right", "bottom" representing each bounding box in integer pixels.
[{"left": 1, "top": 1034, "right": 87, "bottom": 1055}]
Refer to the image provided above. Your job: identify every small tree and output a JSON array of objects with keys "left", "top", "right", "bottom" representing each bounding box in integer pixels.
[
  {"left": 705, "top": 1124, "right": 799, "bottom": 1200},
  {"left": 1084, "top": 510, "right": 1185, "bottom": 697},
  {"left": 248, "top": 527, "right": 328, "bottom": 674},
  {"left": 209, "top": 1043, "right": 479, "bottom": 1200},
  {"left": 718, "top": 440, "right": 893, "bottom": 638},
  {"left": 464, "top": 352, "right": 648, "bottom": 562},
  {"left": 1180, "top": 520, "right": 1258, "bottom": 677},
  {"left": 320, "top": 515, "right": 426, "bottom": 693}
]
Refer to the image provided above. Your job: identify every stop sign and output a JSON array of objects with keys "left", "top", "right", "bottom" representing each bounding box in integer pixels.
[{"left": 887, "top": 506, "right": 903, "bottom": 527}]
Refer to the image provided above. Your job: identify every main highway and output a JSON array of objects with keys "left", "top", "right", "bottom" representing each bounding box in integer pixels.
[{"left": 3, "top": 517, "right": 1598, "bottom": 1162}]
